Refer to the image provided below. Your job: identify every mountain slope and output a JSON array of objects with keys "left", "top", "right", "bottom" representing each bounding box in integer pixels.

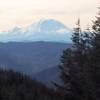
[
  {"left": 0, "top": 42, "right": 71, "bottom": 76},
  {"left": 33, "top": 66, "right": 61, "bottom": 87}
]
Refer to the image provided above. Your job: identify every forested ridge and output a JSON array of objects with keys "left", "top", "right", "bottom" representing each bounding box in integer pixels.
[{"left": 0, "top": 69, "right": 63, "bottom": 100}]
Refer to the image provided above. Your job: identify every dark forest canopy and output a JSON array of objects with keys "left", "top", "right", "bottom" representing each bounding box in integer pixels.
[{"left": 0, "top": 69, "right": 63, "bottom": 100}]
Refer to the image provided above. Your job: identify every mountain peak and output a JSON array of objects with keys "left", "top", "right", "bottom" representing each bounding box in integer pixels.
[{"left": 29, "top": 19, "right": 71, "bottom": 33}]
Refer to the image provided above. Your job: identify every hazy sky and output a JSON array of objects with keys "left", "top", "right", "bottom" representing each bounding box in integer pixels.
[{"left": 0, "top": 0, "right": 98, "bottom": 31}]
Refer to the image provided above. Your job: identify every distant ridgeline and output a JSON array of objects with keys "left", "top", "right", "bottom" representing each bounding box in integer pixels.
[{"left": 0, "top": 42, "right": 71, "bottom": 86}]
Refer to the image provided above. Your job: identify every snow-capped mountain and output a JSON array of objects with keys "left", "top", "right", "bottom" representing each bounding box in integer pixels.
[{"left": 0, "top": 19, "right": 72, "bottom": 42}]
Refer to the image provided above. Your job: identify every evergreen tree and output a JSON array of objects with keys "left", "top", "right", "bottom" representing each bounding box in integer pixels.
[
  {"left": 58, "top": 19, "right": 93, "bottom": 100},
  {"left": 90, "top": 9, "right": 100, "bottom": 100},
  {"left": 58, "top": 19, "right": 80, "bottom": 100}
]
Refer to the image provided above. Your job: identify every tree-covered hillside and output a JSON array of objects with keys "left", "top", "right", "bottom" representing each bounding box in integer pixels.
[{"left": 0, "top": 69, "right": 63, "bottom": 100}]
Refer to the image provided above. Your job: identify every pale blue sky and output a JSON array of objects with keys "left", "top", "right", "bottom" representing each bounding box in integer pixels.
[{"left": 0, "top": 0, "right": 98, "bottom": 31}]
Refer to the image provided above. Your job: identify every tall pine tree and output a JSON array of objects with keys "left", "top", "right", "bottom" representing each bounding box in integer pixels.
[
  {"left": 58, "top": 19, "right": 94, "bottom": 100},
  {"left": 59, "top": 19, "right": 82, "bottom": 100},
  {"left": 90, "top": 9, "right": 100, "bottom": 100}
]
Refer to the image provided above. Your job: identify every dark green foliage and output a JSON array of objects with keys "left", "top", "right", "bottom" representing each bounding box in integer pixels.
[
  {"left": 58, "top": 18, "right": 97, "bottom": 100},
  {"left": 0, "top": 69, "right": 62, "bottom": 100},
  {"left": 89, "top": 11, "right": 100, "bottom": 100}
]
